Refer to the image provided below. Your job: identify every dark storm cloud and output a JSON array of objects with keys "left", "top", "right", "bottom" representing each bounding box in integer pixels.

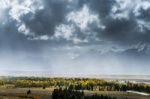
[
  {"left": 0, "top": 20, "right": 51, "bottom": 52},
  {"left": 87, "top": 0, "right": 115, "bottom": 18},
  {"left": 87, "top": 0, "right": 150, "bottom": 46},
  {"left": 137, "top": 7, "right": 150, "bottom": 21},
  {"left": 101, "top": 18, "right": 138, "bottom": 43},
  {"left": 20, "top": 0, "right": 70, "bottom": 36}
]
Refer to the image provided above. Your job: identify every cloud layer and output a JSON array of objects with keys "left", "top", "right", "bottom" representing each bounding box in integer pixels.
[
  {"left": 0, "top": 0, "right": 150, "bottom": 74},
  {"left": 1, "top": 0, "right": 150, "bottom": 44}
]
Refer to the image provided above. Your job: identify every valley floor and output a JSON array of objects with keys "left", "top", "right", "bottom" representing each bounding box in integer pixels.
[{"left": 0, "top": 88, "right": 150, "bottom": 99}]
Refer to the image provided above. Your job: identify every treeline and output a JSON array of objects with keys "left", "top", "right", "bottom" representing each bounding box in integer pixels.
[
  {"left": 14, "top": 80, "right": 50, "bottom": 88},
  {"left": 52, "top": 88, "right": 117, "bottom": 99},
  {"left": 1, "top": 77, "right": 150, "bottom": 93},
  {"left": 0, "top": 80, "right": 4, "bottom": 86}
]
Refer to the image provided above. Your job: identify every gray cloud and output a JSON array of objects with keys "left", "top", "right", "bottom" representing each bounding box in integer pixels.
[
  {"left": 21, "top": 0, "right": 70, "bottom": 37},
  {"left": 0, "top": 0, "right": 150, "bottom": 74},
  {"left": 88, "top": 0, "right": 114, "bottom": 18},
  {"left": 1, "top": 0, "right": 149, "bottom": 45}
]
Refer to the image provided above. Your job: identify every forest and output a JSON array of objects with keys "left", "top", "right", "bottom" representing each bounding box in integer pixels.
[
  {"left": 0, "top": 77, "right": 150, "bottom": 93},
  {"left": 52, "top": 88, "right": 117, "bottom": 99}
]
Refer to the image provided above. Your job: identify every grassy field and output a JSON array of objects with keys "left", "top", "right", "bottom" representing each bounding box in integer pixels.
[
  {"left": 0, "top": 88, "right": 149, "bottom": 99},
  {"left": 84, "top": 90, "right": 150, "bottom": 99},
  {"left": 0, "top": 87, "right": 52, "bottom": 99}
]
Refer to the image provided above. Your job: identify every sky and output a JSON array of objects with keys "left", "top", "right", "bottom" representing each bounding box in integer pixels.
[{"left": 0, "top": 0, "right": 150, "bottom": 75}]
